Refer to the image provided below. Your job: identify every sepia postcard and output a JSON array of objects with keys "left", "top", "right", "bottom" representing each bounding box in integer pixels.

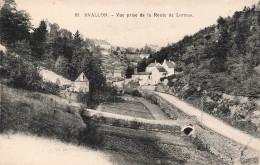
[{"left": 0, "top": 0, "right": 260, "bottom": 164}]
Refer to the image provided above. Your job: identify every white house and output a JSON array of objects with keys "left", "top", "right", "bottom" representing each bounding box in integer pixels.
[
  {"left": 69, "top": 72, "right": 89, "bottom": 93},
  {"left": 162, "top": 59, "right": 175, "bottom": 76},
  {"left": 132, "top": 68, "right": 152, "bottom": 85},
  {"left": 149, "top": 66, "right": 167, "bottom": 85},
  {"left": 145, "top": 60, "right": 161, "bottom": 72},
  {"left": 132, "top": 59, "right": 175, "bottom": 86}
]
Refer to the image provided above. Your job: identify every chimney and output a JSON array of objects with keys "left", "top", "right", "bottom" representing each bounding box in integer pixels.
[
  {"left": 169, "top": 59, "right": 171, "bottom": 62},
  {"left": 134, "top": 68, "right": 138, "bottom": 74},
  {"left": 155, "top": 60, "right": 157, "bottom": 63},
  {"left": 164, "top": 59, "right": 166, "bottom": 63}
]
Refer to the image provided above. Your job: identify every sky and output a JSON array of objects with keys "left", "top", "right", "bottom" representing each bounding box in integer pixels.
[{"left": 0, "top": 0, "right": 258, "bottom": 48}]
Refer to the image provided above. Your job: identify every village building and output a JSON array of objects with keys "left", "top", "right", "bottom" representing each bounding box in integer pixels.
[
  {"left": 131, "top": 68, "right": 152, "bottom": 85},
  {"left": 162, "top": 59, "right": 175, "bottom": 76},
  {"left": 149, "top": 66, "right": 167, "bottom": 84},
  {"left": 131, "top": 59, "right": 175, "bottom": 85},
  {"left": 113, "top": 69, "right": 126, "bottom": 78},
  {"left": 68, "top": 72, "right": 89, "bottom": 93},
  {"left": 145, "top": 60, "right": 161, "bottom": 72}
]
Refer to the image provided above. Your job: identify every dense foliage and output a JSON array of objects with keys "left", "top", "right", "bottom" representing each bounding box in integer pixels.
[
  {"left": 0, "top": 0, "right": 106, "bottom": 100},
  {"left": 146, "top": 4, "right": 260, "bottom": 98}
]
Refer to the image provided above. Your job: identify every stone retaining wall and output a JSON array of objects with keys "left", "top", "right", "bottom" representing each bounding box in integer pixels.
[{"left": 83, "top": 109, "right": 186, "bottom": 134}]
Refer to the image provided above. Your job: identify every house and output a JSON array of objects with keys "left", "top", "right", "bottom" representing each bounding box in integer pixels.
[
  {"left": 149, "top": 66, "right": 167, "bottom": 85},
  {"left": 132, "top": 59, "right": 175, "bottom": 86},
  {"left": 145, "top": 60, "right": 161, "bottom": 72},
  {"left": 162, "top": 59, "right": 175, "bottom": 76},
  {"left": 132, "top": 68, "right": 152, "bottom": 85},
  {"left": 114, "top": 69, "right": 126, "bottom": 78},
  {"left": 140, "top": 54, "right": 150, "bottom": 59},
  {"left": 69, "top": 72, "right": 89, "bottom": 93}
]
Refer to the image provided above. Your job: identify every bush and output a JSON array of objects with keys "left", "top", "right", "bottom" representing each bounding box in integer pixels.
[
  {"left": 40, "top": 81, "right": 60, "bottom": 95},
  {"left": 5, "top": 55, "right": 42, "bottom": 91},
  {"left": 77, "top": 92, "right": 89, "bottom": 104},
  {"left": 130, "top": 120, "right": 142, "bottom": 129},
  {"left": 112, "top": 119, "right": 121, "bottom": 127},
  {"left": 191, "top": 136, "right": 210, "bottom": 152},
  {"left": 146, "top": 93, "right": 159, "bottom": 105},
  {"left": 65, "top": 105, "right": 74, "bottom": 114},
  {"left": 98, "top": 116, "right": 107, "bottom": 124},
  {"left": 78, "top": 109, "right": 104, "bottom": 147},
  {"left": 204, "top": 101, "right": 218, "bottom": 114}
]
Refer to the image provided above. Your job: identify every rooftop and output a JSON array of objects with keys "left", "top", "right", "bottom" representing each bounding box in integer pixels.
[
  {"left": 156, "top": 66, "right": 167, "bottom": 72},
  {"left": 147, "top": 63, "right": 157, "bottom": 67},
  {"left": 75, "top": 72, "right": 89, "bottom": 82}
]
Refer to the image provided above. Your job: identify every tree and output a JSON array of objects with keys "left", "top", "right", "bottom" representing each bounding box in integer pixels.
[
  {"left": 11, "top": 40, "right": 31, "bottom": 59},
  {"left": 30, "top": 20, "right": 47, "bottom": 58},
  {"left": 81, "top": 53, "right": 106, "bottom": 99},
  {"left": 125, "top": 65, "right": 134, "bottom": 78},
  {"left": 209, "top": 29, "right": 231, "bottom": 73},
  {"left": 143, "top": 45, "right": 153, "bottom": 54},
  {"left": 51, "top": 36, "right": 73, "bottom": 60},
  {"left": 0, "top": 0, "right": 31, "bottom": 46},
  {"left": 137, "top": 58, "right": 147, "bottom": 72},
  {"left": 55, "top": 56, "right": 70, "bottom": 78},
  {"left": 217, "top": 16, "right": 226, "bottom": 29},
  {"left": 5, "top": 54, "right": 42, "bottom": 91}
]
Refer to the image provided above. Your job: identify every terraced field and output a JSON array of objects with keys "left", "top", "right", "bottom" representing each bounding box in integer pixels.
[{"left": 99, "top": 100, "right": 155, "bottom": 120}]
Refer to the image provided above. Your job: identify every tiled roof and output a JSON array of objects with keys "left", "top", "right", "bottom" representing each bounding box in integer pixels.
[
  {"left": 147, "top": 63, "right": 157, "bottom": 67},
  {"left": 156, "top": 66, "right": 167, "bottom": 72}
]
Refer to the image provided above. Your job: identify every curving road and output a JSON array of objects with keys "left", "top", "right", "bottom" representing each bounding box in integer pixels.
[{"left": 155, "top": 92, "right": 260, "bottom": 152}]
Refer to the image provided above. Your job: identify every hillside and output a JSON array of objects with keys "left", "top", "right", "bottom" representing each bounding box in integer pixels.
[
  {"left": 144, "top": 3, "right": 260, "bottom": 136},
  {"left": 100, "top": 49, "right": 127, "bottom": 76},
  {"left": 151, "top": 5, "right": 260, "bottom": 97}
]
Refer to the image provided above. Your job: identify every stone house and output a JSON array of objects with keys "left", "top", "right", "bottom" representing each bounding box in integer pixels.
[
  {"left": 162, "top": 59, "right": 175, "bottom": 76},
  {"left": 69, "top": 72, "right": 89, "bottom": 93}
]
